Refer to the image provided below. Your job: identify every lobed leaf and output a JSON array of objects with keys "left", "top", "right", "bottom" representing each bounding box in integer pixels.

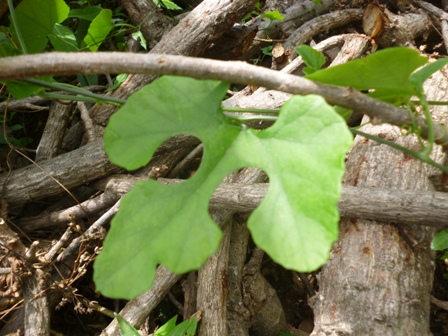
[
  {"left": 95, "top": 76, "right": 352, "bottom": 299},
  {"left": 306, "top": 47, "right": 427, "bottom": 105}
]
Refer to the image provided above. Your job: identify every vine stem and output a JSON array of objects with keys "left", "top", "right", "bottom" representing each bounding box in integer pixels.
[
  {"left": 352, "top": 129, "right": 448, "bottom": 174},
  {"left": 7, "top": 0, "right": 28, "bottom": 54},
  {"left": 24, "top": 79, "right": 126, "bottom": 106},
  {"left": 418, "top": 93, "right": 435, "bottom": 157}
]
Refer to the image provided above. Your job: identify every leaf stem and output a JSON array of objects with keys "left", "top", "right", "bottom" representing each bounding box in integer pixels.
[
  {"left": 352, "top": 129, "right": 448, "bottom": 174},
  {"left": 23, "top": 79, "right": 126, "bottom": 106},
  {"left": 418, "top": 94, "right": 434, "bottom": 157},
  {"left": 226, "top": 115, "right": 278, "bottom": 122},
  {"left": 411, "top": 100, "right": 448, "bottom": 106},
  {"left": 7, "top": 0, "right": 28, "bottom": 54},
  {"left": 40, "top": 92, "right": 105, "bottom": 104},
  {"left": 222, "top": 106, "right": 280, "bottom": 114}
]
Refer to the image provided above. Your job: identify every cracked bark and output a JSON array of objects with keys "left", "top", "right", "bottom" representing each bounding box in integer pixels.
[{"left": 310, "top": 62, "right": 447, "bottom": 336}]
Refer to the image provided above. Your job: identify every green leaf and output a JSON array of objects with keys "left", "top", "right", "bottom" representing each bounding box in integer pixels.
[
  {"left": 167, "top": 318, "right": 197, "bottom": 336},
  {"left": 153, "top": 0, "right": 183, "bottom": 10},
  {"left": 409, "top": 57, "right": 448, "bottom": 91},
  {"left": 153, "top": 315, "right": 198, "bottom": 336},
  {"left": 432, "top": 230, "right": 448, "bottom": 251},
  {"left": 131, "top": 31, "right": 147, "bottom": 50},
  {"left": 115, "top": 313, "right": 141, "bottom": 336},
  {"left": 107, "top": 73, "right": 128, "bottom": 91},
  {"left": 10, "top": 0, "right": 70, "bottom": 53},
  {"left": 261, "top": 10, "right": 284, "bottom": 21},
  {"left": 154, "top": 316, "right": 178, "bottom": 336},
  {"left": 261, "top": 45, "right": 273, "bottom": 56},
  {"left": 69, "top": 6, "right": 103, "bottom": 21},
  {"left": 94, "top": 76, "right": 352, "bottom": 299},
  {"left": 0, "top": 32, "right": 19, "bottom": 56},
  {"left": 83, "top": 9, "right": 114, "bottom": 51},
  {"left": 5, "top": 77, "right": 53, "bottom": 99},
  {"left": 306, "top": 47, "right": 427, "bottom": 105},
  {"left": 48, "top": 24, "right": 79, "bottom": 51},
  {"left": 295, "top": 45, "right": 325, "bottom": 75}
]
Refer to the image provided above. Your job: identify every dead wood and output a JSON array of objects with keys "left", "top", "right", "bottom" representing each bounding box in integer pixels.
[
  {"left": 0, "top": 135, "right": 199, "bottom": 207},
  {"left": 310, "top": 65, "right": 448, "bottom": 336},
  {"left": 2, "top": 1, "right": 448, "bottom": 335},
  {"left": 284, "top": 8, "right": 364, "bottom": 57},
  {"left": 35, "top": 101, "right": 72, "bottom": 162},
  {"left": 242, "top": 0, "right": 335, "bottom": 60},
  {"left": 98, "top": 176, "right": 448, "bottom": 229},
  {"left": 375, "top": 8, "right": 431, "bottom": 48},
  {"left": 90, "top": 0, "right": 260, "bottom": 127},
  {"left": 100, "top": 266, "right": 182, "bottom": 335},
  {"left": 196, "top": 168, "right": 268, "bottom": 336},
  {"left": 120, "top": 0, "right": 173, "bottom": 50}
]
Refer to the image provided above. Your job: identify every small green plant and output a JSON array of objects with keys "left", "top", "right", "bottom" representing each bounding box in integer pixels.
[
  {"left": 153, "top": 0, "right": 182, "bottom": 11},
  {"left": 242, "top": 2, "right": 262, "bottom": 22},
  {"left": 2, "top": 0, "right": 141, "bottom": 98},
  {"left": 295, "top": 45, "right": 325, "bottom": 75},
  {"left": 261, "top": 10, "right": 285, "bottom": 21},
  {"left": 251, "top": 45, "right": 273, "bottom": 65}
]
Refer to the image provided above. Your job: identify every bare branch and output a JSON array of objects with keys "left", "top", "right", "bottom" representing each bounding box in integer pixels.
[{"left": 1, "top": 52, "right": 446, "bottom": 148}]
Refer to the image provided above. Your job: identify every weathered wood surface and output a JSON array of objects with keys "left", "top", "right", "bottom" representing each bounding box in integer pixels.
[
  {"left": 0, "top": 135, "right": 199, "bottom": 206},
  {"left": 91, "top": 0, "right": 260, "bottom": 126},
  {"left": 310, "top": 67, "right": 447, "bottom": 336}
]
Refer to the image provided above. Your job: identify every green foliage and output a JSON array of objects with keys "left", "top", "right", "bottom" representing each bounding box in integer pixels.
[
  {"left": 0, "top": 32, "right": 19, "bottom": 57},
  {"left": 69, "top": 6, "right": 102, "bottom": 21},
  {"left": 409, "top": 57, "right": 448, "bottom": 91},
  {"left": 261, "top": 10, "right": 284, "bottom": 21},
  {"left": 432, "top": 230, "right": 448, "bottom": 251},
  {"left": 131, "top": 31, "right": 147, "bottom": 50},
  {"left": 154, "top": 315, "right": 198, "bottom": 336},
  {"left": 6, "top": 77, "right": 54, "bottom": 99},
  {"left": 107, "top": 73, "right": 128, "bottom": 91},
  {"left": 242, "top": 2, "right": 262, "bottom": 22},
  {"left": 94, "top": 76, "right": 352, "bottom": 299},
  {"left": 115, "top": 313, "right": 140, "bottom": 336},
  {"left": 2, "top": 0, "right": 124, "bottom": 98},
  {"left": 153, "top": 0, "right": 182, "bottom": 10},
  {"left": 155, "top": 316, "right": 178, "bottom": 336},
  {"left": 306, "top": 48, "right": 427, "bottom": 105},
  {"left": 82, "top": 9, "right": 114, "bottom": 51},
  {"left": 295, "top": 45, "right": 325, "bottom": 75},
  {"left": 10, "top": 0, "right": 70, "bottom": 53},
  {"left": 48, "top": 23, "right": 79, "bottom": 51}
]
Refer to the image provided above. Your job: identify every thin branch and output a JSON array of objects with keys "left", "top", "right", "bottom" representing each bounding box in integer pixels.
[{"left": 1, "top": 52, "right": 447, "bottom": 149}]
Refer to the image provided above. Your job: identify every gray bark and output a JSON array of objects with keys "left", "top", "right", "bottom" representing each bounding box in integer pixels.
[
  {"left": 120, "top": 0, "right": 173, "bottom": 49},
  {"left": 310, "top": 64, "right": 447, "bottom": 336},
  {"left": 91, "top": 0, "right": 260, "bottom": 126}
]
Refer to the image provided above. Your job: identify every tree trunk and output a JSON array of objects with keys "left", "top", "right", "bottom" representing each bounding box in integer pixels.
[{"left": 310, "top": 64, "right": 448, "bottom": 335}]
